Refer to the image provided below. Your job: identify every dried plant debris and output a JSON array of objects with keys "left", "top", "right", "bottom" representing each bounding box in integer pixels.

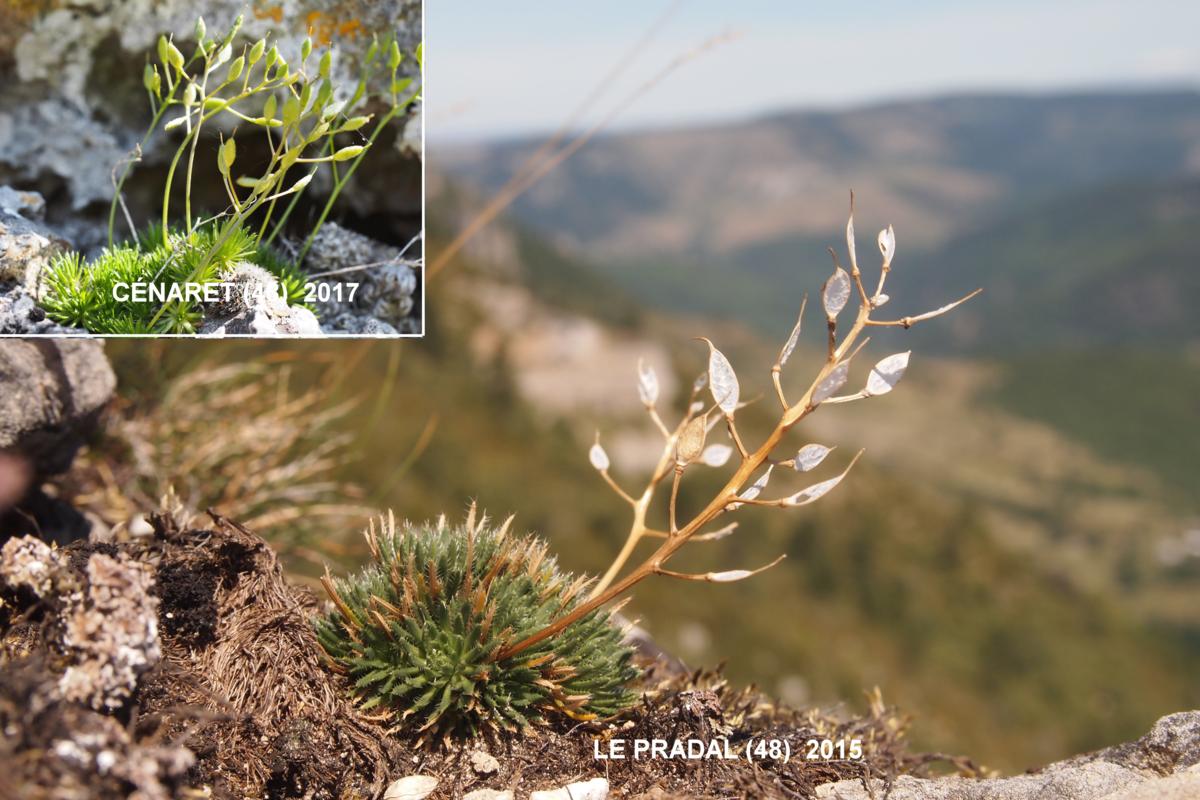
[
  {"left": 66, "top": 361, "right": 367, "bottom": 551},
  {"left": 0, "top": 511, "right": 951, "bottom": 799}
]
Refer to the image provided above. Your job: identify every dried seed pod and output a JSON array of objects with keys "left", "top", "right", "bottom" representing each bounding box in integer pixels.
[{"left": 676, "top": 415, "right": 708, "bottom": 464}]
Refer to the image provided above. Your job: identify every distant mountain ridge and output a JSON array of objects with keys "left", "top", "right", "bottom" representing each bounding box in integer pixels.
[{"left": 439, "top": 89, "right": 1200, "bottom": 352}]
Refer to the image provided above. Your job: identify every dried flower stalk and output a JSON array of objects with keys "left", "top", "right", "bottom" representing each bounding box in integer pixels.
[{"left": 496, "top": 197, "right": 980, "bottom": 661}]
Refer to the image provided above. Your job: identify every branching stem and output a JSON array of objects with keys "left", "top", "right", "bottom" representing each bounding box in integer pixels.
[{"left": 501, "top": 228, "right": 981, "bottom": 661}]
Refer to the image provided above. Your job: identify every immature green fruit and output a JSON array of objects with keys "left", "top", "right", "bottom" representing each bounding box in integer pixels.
[
  {"left": 248, "top": 38, "right": 265, "bottom": 65},
  {"left": 315, "top": 513, "right": 638, "bottom": 745},
  {"left": 331, "top": 145, "right": 365, "bottom": 162}
]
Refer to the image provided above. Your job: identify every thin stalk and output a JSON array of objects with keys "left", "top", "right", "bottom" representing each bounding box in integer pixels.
[
  {"left": 108, "top": 94, "right": 174, "bottom": 246},
  {"left": 160, "top": 86, "right": 261, "bottom": 245},
  {"left": 296, "top": 104, "right": 402, "bottom": 265},
  {"left": 183, "top": 71, "right": 211, "bottom": 233}
]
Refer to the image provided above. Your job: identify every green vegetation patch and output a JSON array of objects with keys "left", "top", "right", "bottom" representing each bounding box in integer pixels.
[
  {"left": 991, "top": 351, "right": 1200, "bottom": 506},
  {"left": 315, "top": 514, "right": 637, "bottom": 745},
  {"left": 42, "top": 222, "right": 309, "bottom": 334}
]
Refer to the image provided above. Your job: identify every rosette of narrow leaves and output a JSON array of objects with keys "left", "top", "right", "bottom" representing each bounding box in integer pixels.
[
  {"left": 315, "top": 513, "right": 637, "bottom": 745},
  {"left": 41, "top": 221, "right": 309, "bottom": 333}
]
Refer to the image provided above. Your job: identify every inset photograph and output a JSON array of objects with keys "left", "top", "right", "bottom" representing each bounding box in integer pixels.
[{"left": 0, "top": 2, "right": 423, "bottom": 337}]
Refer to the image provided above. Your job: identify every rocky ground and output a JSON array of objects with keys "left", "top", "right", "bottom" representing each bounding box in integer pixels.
[{"left": 0, "top": 1, "right": 422, "bottom": 337}]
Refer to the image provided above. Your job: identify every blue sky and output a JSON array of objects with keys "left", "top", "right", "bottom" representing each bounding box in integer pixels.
[{"left": 430, "top": 0, "right": 1200, "bottom": 141}]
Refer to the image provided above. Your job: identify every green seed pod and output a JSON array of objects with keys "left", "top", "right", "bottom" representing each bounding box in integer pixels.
[
  {"left": 320, "top": 100, "right": 346, "bottom": 122},
  {"left": 262, "top": 93, "right": 277, "bottom": 121},
  {"left": 182, "top": 82, "right": 197, "bottom": 107},
  {"left": 415, "top": 42, "right": 423, "bottom": 68},
  {"left": 226, "top": 54, "right": 244, "bottom": 83},
  {"left": 315, "top": 515, "right": 637, "bottom": 743},
  {"left": 282, "top": 96, "right": 300, "bottom": 127},
  {"left": 280, "top": 145, "right": 303, "bottom": 169},
  {"left": 319, "top": 49, "right": 332, "bottom": 78},
  {"left": 308, "top": 120, "right": 330, "bottom": 140},
  {"left": 365, "top": 38, "right": 379, "bottom": 64},
  {"left": 299, "top": 81, "right": 313, "bottom": 112},
  {"left": 331, "top": 145, "right": 365, "bottom": 162},
  {"left": 248, "top": 38, "right": 266, "bottom": 65},
  {"left": 300, "top": 37, "right": 312, "bottom": 61},
  {"left": 289, "top": 172, "right": 314, "bottom": 193},
  {"left": 166, "top": 40, "right": 185, "bottom": 72},
  {"left": 157, "top": 35, "right": 169, "bottom": 68},
  {"left": 265, "top": 45, "right": 279, "bottom": 69},
  {"left": 228, "top": 13, "right": 244, "bottom": 40},
  {"left": 202, "top": 97, "right": 229, "bottom": 112},
  {"left": 339, "top": 115, "right": 371, "bottom": 133},
  {"left": 315, "top": 78, "right": 333, "bottom": 109},
  {"left": 388, "top": 40, "right": 402, "bottom": 70},
  {"left": 217, "top": 137, "right": 236, "bottom": 176},
  {"left": 391, "top": 77, "right": 413, "bottom": 98},
  {"left": 142, "top": 63, "right": 158, "bottom": 94},
  {"left": 194, "top": 17, "right": 206, "bottom": 43}
]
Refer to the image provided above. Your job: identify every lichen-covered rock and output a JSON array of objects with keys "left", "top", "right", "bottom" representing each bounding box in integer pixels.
[
  {"left": 48, "top": 712, "right": 195, "bottom": 800},
  {"left": 0, "top": 339, "right": 116, "bottom": 474},
  {"left": 0, "top": 284, "right": 75, "bottom": 334},
  {"left": 58, "top": 552, "right": 161, "bottom": 709},
  {"left": 0, "top": 656, "right": 194, "bottom": 800},
  {"left": 1, "top": 539, "right": 161, "bottom": 710},
  {"left": 302, "top": 221, "right": 420, "bottom": 333},
  {"left": 0, "top": 186, "right": 71, "bottom": 296},
  {"left": 322, "top": 313, "right": 400, "bottom": 336},
  {"left": 0, "top": 185, "right": 46, "bottom": 220},
  {"left": 0, "top": 534, "right": 58, "bottom": 595},
  {"left": 815, "top": 711, "right": 1200, "bottom": 800}
]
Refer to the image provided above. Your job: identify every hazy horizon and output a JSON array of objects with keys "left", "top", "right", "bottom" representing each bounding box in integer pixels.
[
  {"left": 433, "top": 82, "right": 1200, "bottom": 146},
  {"left": 431, "top": 0, "right": 1200, "bottom": 142}
]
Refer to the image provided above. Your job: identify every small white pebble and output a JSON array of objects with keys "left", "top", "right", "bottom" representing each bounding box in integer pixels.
[
  {"left": 383, "top": 774, "right": 438, "bottom": 800},
  {"left": 530, "top": 777, "right": 609, "bottom": 800},
  {"left": 128, "top": 515, "right": 154, "bottom": 537},
  {"left": 470, "top": 749, "right": 500, "bottom": 775},
  {"left": 463, "top": 790, "right": 513, "bottom": 800}
]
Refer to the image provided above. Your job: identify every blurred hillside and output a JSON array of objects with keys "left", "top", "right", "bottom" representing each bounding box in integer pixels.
[{"left": 439, "top": 89, "right": 1200, "bottom": 506}]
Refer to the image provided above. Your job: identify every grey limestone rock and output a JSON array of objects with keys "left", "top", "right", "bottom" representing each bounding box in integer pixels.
[
  {"left": 815, "top": 711, "right": 1200, "bottom": 800},
  {"left": 302, "top": 221, "right": 420, "bottom": 334},
  {"left": 0, "top": 339, "right": 116, "bottom": 474},
  {"left": 0, "top": 187, "right": 71, "bottom": 297}
]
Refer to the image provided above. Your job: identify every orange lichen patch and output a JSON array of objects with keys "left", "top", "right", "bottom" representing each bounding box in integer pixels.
[
  {"left": 253, "top": 4, "right": 284, "bottom": 24},
  {"left": 0, "top": 0, "right": 55, "bottom": 31},
  {"left": 304, "top": 9, "right": 365, "bottom": 45},
  {"left": 337, "top": 19, "right": 365, "bottom": 39},
  {"left": 0, "top": 0, "right": 56, "bottom": 52}
]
